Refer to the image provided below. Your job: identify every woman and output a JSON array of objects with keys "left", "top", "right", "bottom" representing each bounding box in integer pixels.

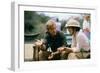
[{"left": 63, "top": 19, "right": 90, "bottom": 59}]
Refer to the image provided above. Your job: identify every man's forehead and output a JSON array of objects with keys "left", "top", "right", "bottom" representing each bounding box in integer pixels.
[{"left": 48, "top": 24, "right": 56, "bottom": 29}]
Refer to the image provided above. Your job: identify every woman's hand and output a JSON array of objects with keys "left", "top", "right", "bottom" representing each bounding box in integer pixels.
[
  {"left": 57, "top": 47, "right": 73, "bottom": 53},
  {"left": 57, "top": 47, "right": 66, "bottom": 53}
]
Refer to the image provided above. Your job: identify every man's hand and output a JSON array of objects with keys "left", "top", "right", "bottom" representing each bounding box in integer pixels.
[
  {"left": 34, "top": 39, "right": 46, "bottom": 51},
  {"left": 48, "top": 51, "right": 60, "bottom": 60},
  {"left": 34, "top": 40, "right": 43, "bottom": 46},
  {"left": 34, "top": 39, "right": 43, "bottom": 49},
  {"left": 48, "top": 53, "right": 54, "bottom": 60}
]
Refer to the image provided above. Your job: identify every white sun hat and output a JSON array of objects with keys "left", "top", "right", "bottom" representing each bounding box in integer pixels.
[{"left": 65, "top": 19, "right": 80, "bottom": 28}]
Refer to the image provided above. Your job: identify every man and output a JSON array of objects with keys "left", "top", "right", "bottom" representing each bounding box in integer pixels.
[
  {"left": 35, "top": 19, "right": 72, "bottom": 60},
  {"left": 64, "top": 19, "right": 90, "bottom": 59},
  {"left": 83, "top": 15, "right": 90, "bottom": 40},
  {"left": 55, "top": 18, "right": 61, "bottom": 31}
]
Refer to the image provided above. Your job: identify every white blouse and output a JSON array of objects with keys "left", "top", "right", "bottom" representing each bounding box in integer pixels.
[{"left": 71, "top": 30, "right": 90, "bottom": 52}]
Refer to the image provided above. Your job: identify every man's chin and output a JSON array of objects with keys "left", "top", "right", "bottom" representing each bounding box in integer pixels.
[{"left": 51, "top": 33, "right": 56, "bottom": 37}]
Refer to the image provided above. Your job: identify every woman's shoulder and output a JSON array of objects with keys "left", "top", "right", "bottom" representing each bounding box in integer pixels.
[{"left": 77, "top": 30, "right": 86, "bottom": 38}]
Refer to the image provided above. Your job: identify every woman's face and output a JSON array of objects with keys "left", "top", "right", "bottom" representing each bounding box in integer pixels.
[{"left": 67, "top": 27, "right": 74, "bottom": 35}]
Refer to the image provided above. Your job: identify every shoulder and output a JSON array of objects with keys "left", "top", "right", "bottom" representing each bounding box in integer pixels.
[
  {"left": 77, "top": 30, "right": 88, "bottom": 39},
  {"left": 77, "top": 31, "right": 84, "bottom": 37}
]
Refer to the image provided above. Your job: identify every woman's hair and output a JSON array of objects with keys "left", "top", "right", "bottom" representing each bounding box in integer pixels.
[
  {"left": 75, "top": 27, "right": 80, "bottom": 32},
  {"left": 71, "top": 27, "right": 80, "bottom": 32}
]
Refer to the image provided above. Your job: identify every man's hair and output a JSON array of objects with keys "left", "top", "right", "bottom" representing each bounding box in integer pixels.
[{"left": 46, "top": 19, "right": 56, "bottom": 30}]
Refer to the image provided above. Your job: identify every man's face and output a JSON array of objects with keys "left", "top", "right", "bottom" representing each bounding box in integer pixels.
[
  {"left": 48, "top": 24, "right": 56, "bottom": 36},
  {"left": 85, "top": 15, "right": 90, "bottom": 21}
]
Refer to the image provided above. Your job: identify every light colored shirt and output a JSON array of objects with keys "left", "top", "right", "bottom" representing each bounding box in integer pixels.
[
  {"left": 83, "top": 20, "right": 90, "bottom": 31},
  {"left": 83, "top": 20, "right": 90, "bottom": 40},
  {"left": 71, "top": 30, "right": 90, "bottom": 52}
]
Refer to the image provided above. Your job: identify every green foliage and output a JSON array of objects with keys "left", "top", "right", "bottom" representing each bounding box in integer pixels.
[{"left": 24, "top": 11, "right": 50, "bottom": 34}]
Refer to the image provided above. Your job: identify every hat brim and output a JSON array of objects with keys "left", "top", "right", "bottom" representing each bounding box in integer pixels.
[{"left": 65, "top": 25, "right": 80, "bottom": 28}]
